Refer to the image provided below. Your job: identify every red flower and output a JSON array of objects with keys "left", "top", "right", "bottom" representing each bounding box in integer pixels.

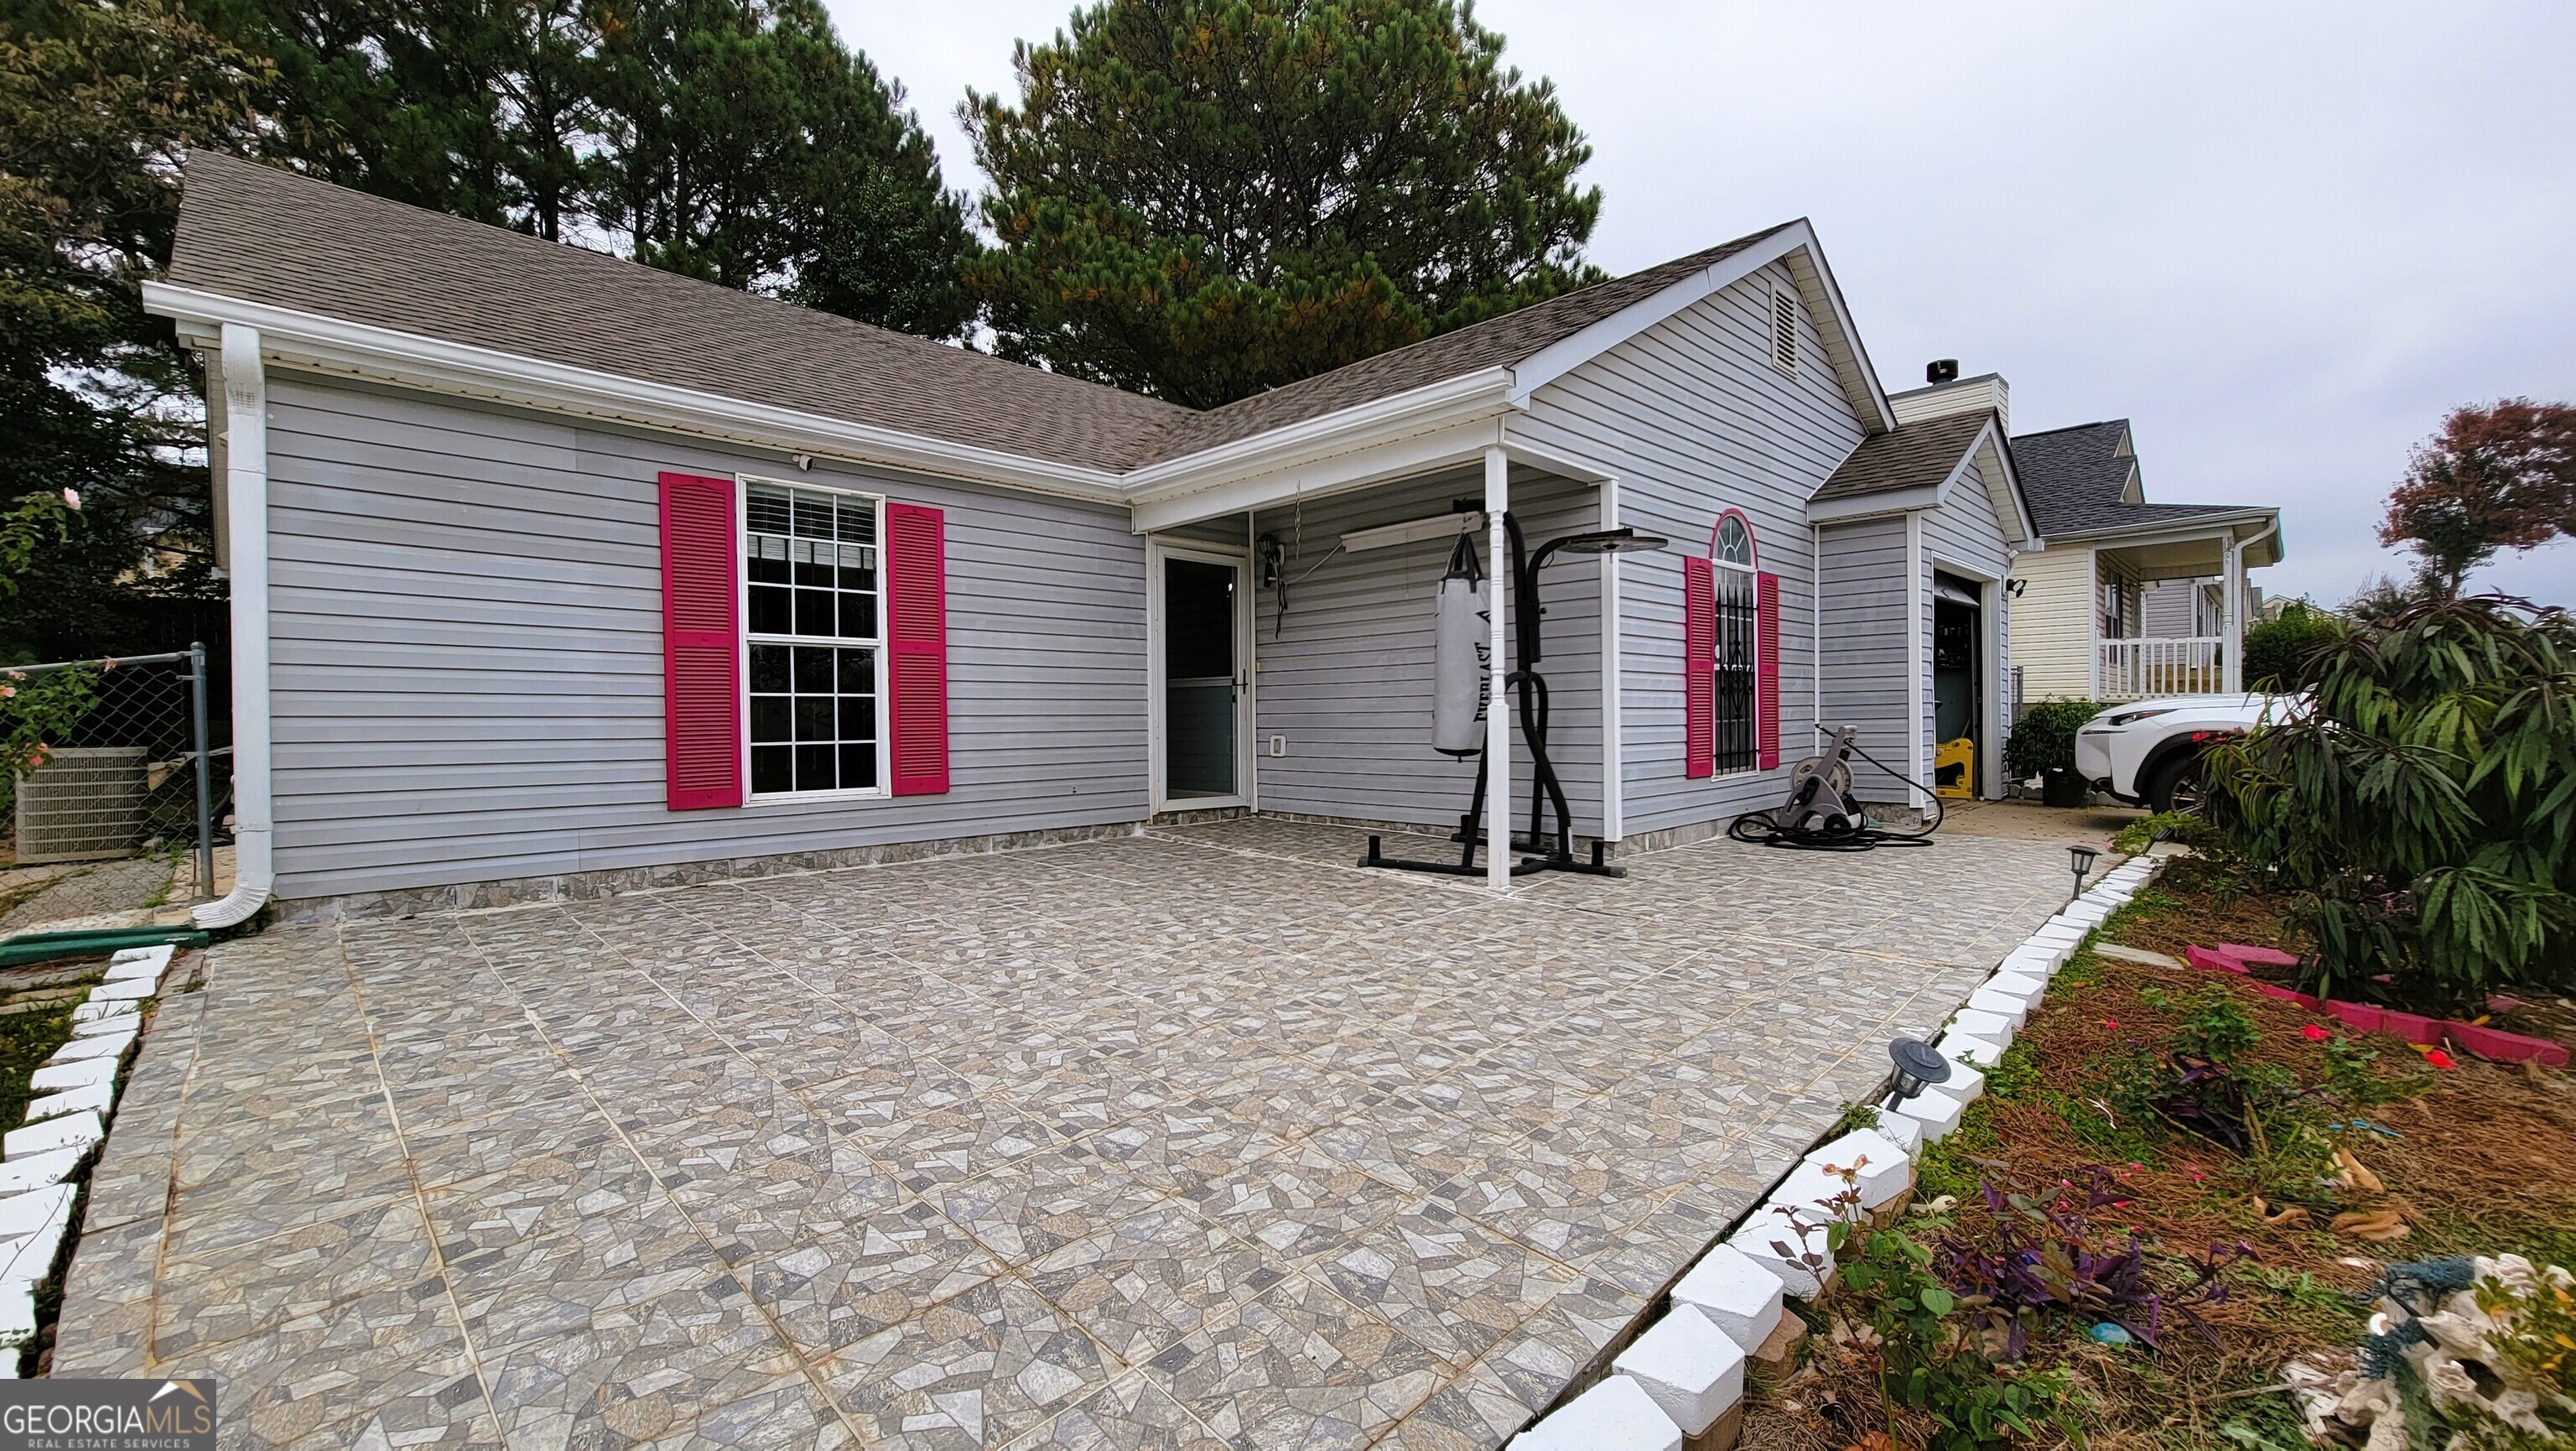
[
  {"left": 2423, "top": 1049, "right": 2457, "bottom": 1070},
  {"left": 2303, "top": 1025, "right": 2329, "bottom": 1042},
  {"left": 2101, "top": 1019, "right": 2119, "bottom": 1029}
]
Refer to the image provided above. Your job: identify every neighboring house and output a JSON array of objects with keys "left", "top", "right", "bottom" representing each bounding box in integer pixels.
[
  {"left": 148, "top": 153, "right": 2044, "bottom": 921},
  {"left": 1882, "top": 374, "right": 2285, "bottom": 707}
]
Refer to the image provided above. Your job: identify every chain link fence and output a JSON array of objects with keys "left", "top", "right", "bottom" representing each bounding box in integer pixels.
[{"left": 3, "top": 647, "right": 229, "bottom": 894}]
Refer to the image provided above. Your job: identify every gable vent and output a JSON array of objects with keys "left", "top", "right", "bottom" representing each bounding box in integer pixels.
[{"left": 1769, "top": 283, "right": 1800, "bottom": 373}]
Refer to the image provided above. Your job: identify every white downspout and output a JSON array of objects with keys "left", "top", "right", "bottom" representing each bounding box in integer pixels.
[
  {"left": 2225, "top": 518, "right": 2277, "bottom": 695},
  {"left": 1904, "top": 512, "right": 1927, "bottom": 813},
  {"left": 1484, "top": 445, "right": 1511, "bottom": 892},
  {"left": 1810, "top": 523, "right": 1823, "bottom": 731},
  {"left": 194, "top": 323, "right": 273, "bottom": 928}
]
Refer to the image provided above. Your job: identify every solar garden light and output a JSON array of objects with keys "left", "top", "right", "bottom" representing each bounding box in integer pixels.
[
  {"left": 1887, "top": 1038, "right": 1953, "bottom": 1103},
  {"left": 2067, "top": 842, "right": 2101, "bottom": 903}
]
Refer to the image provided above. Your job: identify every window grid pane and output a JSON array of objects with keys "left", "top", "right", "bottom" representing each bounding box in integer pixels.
[
  {"left": 749, "top": 642, "right": 877, "bottom": 794},
  {"left": 745, "top": 482, "right": 879, "bottom": 648},
  {"left": 744, "top": 480, "right": 881, "bottom": 797}
]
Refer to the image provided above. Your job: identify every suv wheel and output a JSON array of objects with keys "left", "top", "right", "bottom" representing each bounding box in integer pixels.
[{"left": 2144, "top": 752, "right": 2205, "bottom": 814}]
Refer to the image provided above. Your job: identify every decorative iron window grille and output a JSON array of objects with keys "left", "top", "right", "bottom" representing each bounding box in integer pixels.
[{"left": 1713, "top": 582, "right": 1758, "bottom": 774}]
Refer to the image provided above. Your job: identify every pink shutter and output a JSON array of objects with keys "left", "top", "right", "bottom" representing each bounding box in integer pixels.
[
  {"left": 1756, "top": 570, "right": 1782, "bottom": 769},
  {"left": 886, "top": 502, "right": 949, "bottom": 795},
  {"left": 658, "top": 471, "right": 742, "bottom": 810},
  {"left": 1683, "top": 555, "right": 1716, "bottom": 779}
]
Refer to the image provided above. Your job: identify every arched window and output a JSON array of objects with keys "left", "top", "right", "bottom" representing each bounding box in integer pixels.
[
  {"left": 1714, "top": 514, "right": 1754, "bottom": 569},
  {"left": 1709, "top": 514, "right": 1758, "bottom": 772},
  {"left": 1686, "top": 510, "right": 1780, "bottom": 779}
]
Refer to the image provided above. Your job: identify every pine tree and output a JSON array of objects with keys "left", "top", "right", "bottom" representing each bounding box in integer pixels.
[
  {"left": 218, "top": 0, "right": 979, "bottom": 335},
  {"left": 0, "top": 0, "right": 262, "bottom": 652},
  {"left": 964, "top": 0, "right": 1605, "bottom": 407}
]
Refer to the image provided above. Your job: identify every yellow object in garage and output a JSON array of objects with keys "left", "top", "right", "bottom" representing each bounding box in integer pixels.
[{"left": 1934, "top": 737, "right": 1975, "bottom": 798}]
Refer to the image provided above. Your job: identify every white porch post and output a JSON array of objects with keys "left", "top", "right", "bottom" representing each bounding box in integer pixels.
[
  {"left": 2221, "top": 535, "right": 2245, "bottom": 694},
  {"left": 1597, "top": 477, "right": 1623, "bottom": 845},
  {"left": 1484, "top": 445, "right": 1511, "bottom": 892}
]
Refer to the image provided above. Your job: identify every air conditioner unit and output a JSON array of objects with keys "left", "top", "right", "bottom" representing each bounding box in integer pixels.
[{"left": 13, "top": 746, "right": 148, "bottom": 864}]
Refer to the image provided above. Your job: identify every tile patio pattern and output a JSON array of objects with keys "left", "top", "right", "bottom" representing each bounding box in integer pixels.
[{"left": 54, "top": 818, "right": 2071, "bottom": 1448}]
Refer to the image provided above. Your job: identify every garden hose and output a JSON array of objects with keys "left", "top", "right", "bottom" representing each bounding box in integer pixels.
[{"left": 1727, "top": 728, "right": 1947, "bottom": 851}]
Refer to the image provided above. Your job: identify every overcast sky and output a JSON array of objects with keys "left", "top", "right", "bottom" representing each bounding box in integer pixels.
[{"left": 832, "top": 0, "right": 2576, "bottom": 606}]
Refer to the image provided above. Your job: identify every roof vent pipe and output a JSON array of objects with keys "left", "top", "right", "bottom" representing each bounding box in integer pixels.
[{"left": 1926, "top": 359, "right": 1960, "bottom": 384}]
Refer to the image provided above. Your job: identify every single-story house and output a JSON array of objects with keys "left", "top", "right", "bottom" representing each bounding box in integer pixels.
[{"left": 150, "top": 152, "right": 2043, "bottom": 923}]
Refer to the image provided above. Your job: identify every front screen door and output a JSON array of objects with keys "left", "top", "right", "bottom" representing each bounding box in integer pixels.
[{"left": 1159, "top": 552, "right": 1246, "bottom": 804}]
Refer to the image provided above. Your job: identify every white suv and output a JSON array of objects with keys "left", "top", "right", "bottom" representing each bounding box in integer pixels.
[{"left": 2073, "top": 694, "right": 2298, "bottom": 812}]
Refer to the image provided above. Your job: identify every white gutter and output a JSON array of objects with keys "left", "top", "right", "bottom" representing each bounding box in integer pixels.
[
  {"left": 143, "top": 283, "right": 1135, "bottom": 507},
  {"left": 195, "top": 322, "right": 273, "bottom": 928}
]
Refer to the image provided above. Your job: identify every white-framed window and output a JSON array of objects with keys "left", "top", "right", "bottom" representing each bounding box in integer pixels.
[
  {"left": 741, "top": 476, "right": 885, "bottom": 798},
  {"left": 1712, "top": 512, "right": 1758, "bottom": 772}
]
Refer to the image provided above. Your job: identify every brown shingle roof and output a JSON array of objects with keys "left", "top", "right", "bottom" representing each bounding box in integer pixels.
[
  {"left": 165, "top": 151, "right": 1192, "bottom": 473},
  {"left": 165, "top": 153, "right": 1807, "bottom": 476},
  {"left": 1810, "top": 411, "right": 1994, "bottom": 502},
  {"left": 1141, "top": 225, "right": 1800, "bottom": 464}
]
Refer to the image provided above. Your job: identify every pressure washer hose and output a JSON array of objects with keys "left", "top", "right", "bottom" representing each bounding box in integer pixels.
[{"left": 1727, "top": 727, "right": 1947, "bottom": 851}]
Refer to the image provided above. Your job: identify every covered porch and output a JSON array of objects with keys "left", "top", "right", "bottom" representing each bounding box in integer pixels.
[
  {"left": 1136, "top": 434, "right": 1644, "bottom": 891},
  {"left": 2085, "top": 512, "right": 2283, "bottom": 700}
]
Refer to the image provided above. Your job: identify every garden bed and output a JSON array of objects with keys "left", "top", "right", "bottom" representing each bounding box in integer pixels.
[{"left": 1741, "top": 853, "right": 2576, "bottom": 1450}]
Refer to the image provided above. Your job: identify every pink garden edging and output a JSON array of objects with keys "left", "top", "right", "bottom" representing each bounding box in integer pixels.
[{"left": 2181, "top": 943, "right": 2570, "bottom": 1069}]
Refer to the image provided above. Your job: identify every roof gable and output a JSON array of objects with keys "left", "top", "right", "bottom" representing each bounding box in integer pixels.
[{"left": 1808, "top": 410, "right": 2034, "bottom": 543}]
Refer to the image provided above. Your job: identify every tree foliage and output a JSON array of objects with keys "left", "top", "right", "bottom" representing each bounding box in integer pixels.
[
  {"left": 203, "top": 0, "right": 980, "bottom": 337},
  {"left": 2241, "top": 600, "right": 2341, "bottom": 690},
  {"left": 963, "top": 0, "right": 1605, "bottom": 406},
  {"left": 2381, "top": 399, "right": 2576, "bottom": 598},
  {"left": 0, "top": 0, "right": 264, "bottom": 658},
  {"left": 2204, "top": 595, "right": 2576, "bottom": 1014}
]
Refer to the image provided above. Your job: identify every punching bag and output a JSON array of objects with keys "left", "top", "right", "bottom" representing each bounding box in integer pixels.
[{"left": 1431, "top": 533, "right": 1489, "bottom": 757}]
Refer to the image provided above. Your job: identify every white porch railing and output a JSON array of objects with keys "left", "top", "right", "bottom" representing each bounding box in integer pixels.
[{"left": 2097, "top": 637, "right": 2225, "bottom": 699}]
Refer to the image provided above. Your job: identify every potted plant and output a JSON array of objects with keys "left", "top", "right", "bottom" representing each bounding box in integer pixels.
[{"left": 2003, "top": 699, "right": 2105, "bottom": 808}]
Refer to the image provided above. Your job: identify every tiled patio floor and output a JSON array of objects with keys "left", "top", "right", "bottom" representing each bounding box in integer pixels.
[{"left": 55, "top": 817, "right": 2073, "bottom": 1448}]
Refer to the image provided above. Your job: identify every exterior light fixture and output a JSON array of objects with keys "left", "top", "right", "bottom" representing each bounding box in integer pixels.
[
  {"left": 1888, "top": 1038, "right": 1952, "bottom": 1101},
  {"left": 2068, "top": 843, "right": 2100, "bottom": 902}
]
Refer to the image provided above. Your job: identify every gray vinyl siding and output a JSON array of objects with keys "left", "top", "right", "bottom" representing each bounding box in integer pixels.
[
  {"left": 262, "top": 374, "right": 1149, "bottom": 900},
  {"left": 1816, "top": 517, "right": 1914, "bottom": 800},
  {"left": 1247, "top": 469, "right": 1605, "bottom": 835},
  {"left": 2142, "top": 579, "right": 2211, "bottom": 637},
  {"left": 1919, "top": 455, "right": 2016, "bottom": 798},
  {"left": 1507, "top": 260, "right": 1862, "bottom": 838}
]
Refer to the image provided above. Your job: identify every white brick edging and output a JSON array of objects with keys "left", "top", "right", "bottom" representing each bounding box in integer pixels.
[
  {"left": 0, "top": 943, "right": 178, "bottom": 1371},
  {"left": 1502, "top": 853, "right": 2169, "bottom": 1449}
]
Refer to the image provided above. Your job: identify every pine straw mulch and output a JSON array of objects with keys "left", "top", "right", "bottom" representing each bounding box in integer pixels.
[{"left": 1739, "top": 853, "right": 2576, "bottom": 1451}]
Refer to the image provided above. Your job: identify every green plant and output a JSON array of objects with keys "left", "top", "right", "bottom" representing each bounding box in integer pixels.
[
  {"left": 2318, "top": 1033, "right": 2429, "bottom": 1108},
  {"left": 2004, "top": 699, "right": 2106, "bottom": 780},
  {"left": 2111, "top": 810, "right": 2214, "bottom": 856},
  {"left": 2470, "top": 1261, "right": 2576, "bottom": 1438},
  {"left": 2202, "top": 595, "right": 2576, "bottom": 1014},
  {"left": 1832, "top": 1224, "right": 2084, "bottom": 1448},
  {"left": 2241, "top": 601, "right": 2345, "bottom": 690}
]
